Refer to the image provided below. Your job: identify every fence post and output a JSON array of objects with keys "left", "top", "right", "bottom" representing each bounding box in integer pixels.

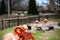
[
  {"left": 17, "top": 13, "right": 20, "bottom": 25},
  {"left": 8, "top": 20, "right": 10, "bottom": 27},
  {"left": 38, "top": 15, "right": 40, "bottom": 21},
  {"left": 5, "top": 20, "right": 7, "bottom": 29},
  {"left": 12, "top": 19, "right": 15, "bottom": 26},
  {"left": 46, "top": 15, "right": 48, "bottom": 20},
  {"left": 29, "top": 17, "right": 31, "bottom": 23},
  {"left": 2, "top": 19, "right": 4, "bottom": 30}
]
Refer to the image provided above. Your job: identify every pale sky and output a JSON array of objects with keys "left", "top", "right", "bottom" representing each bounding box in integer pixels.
[
  {"left": 36, "top": 0, "right": 49, "bottom": 6},
  {"left": 0, "top": 0, "right": 49, "bottom": 6},
  {"left": 0, "top": 0, "right": 49, "bottom": 4}
]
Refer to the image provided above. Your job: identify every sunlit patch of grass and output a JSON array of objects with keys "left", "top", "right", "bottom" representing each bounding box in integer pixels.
[
  {"left": 55, "top": 28, "right": 60, "bottom": 40},
  {"left": 32, "top": 30, "right": 45, "bottom": 40},
  {"left": 49, "top": 28, "right": 60, "bottom": 40},
  {"left": 48, "top": 33, "right": 57, "bottom": 40},
  {"left": 49, "top": 37, "right": 57, "bottom": 40}
]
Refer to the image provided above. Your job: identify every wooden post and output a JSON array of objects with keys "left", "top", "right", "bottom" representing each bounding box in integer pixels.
[
  {"left": 8, "top": 20, "right": 10, "bottom": 27},
  {"left": 2, "top": 20, "right": 4, "bottom": 30}
]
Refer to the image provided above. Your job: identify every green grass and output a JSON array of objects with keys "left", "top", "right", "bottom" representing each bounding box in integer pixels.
[
  {"left": 0, "top": 27, "right": 14, "bottom": 40},
  {"left": 32, "top": 31, "right": 44, "bottom": 40},
  {"left": 48, "top": 28, "right": 60, "bottom": 40},
  {"left": 0, "top": 26, "right": 44, "bottom": 40},
  {"left": 0, "top": 26, "right": 60, "bottom": 40},
  {"left": 55, "top": 28, "right": 60, "bottom": 40}
]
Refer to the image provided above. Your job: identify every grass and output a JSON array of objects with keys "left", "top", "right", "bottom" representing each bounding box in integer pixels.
[
  {"left": 0, "top": 27, "right": 14, "bottom": 40},
  {"left": 32, "top": 31, "right": 44, "bottom": 40},
  {"left": 0, "top": 27, "right": 60, "bottom": 40},
  {"left": 0, "top": 26, "right": 60, "bottom": 40},
  {"left": 0, "top": 26, "right": 44, "bottom": 40},
  {"left": 55, "top": 28, "right": 60, "bottom": 40},
  {"left": 48, "top": 28, "right": 60, "bottom": 40}
]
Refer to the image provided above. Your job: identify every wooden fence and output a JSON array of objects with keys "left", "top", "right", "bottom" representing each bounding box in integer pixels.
[
  {"left": 0, "top": 15, "right": 60, "bottom": 30},
  {"left": 0, "top": 15, "right": 38, "bottom": 30}
]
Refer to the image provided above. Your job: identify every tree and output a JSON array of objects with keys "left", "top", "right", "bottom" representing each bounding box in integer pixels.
[
  {"left": 48, "top": 0, "right": 56, "bottom": 12},
  {"left": 11, "top": 0, "right": 24, "bottom": 10},
  {"left": 55, "top": 0, "right": 60, "bottom": 14},
  {"left": 0, "top": 0, "right": 7, "bottom": 15},
  {"left": 27, "top": 0, "right": 39, "bottom": 15}
]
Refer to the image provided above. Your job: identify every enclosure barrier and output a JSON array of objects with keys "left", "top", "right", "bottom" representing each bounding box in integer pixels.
[{"left": 0, "top": 15, "right": 60, "bottom": 30}]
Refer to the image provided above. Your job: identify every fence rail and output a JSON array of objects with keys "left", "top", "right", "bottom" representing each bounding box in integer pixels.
[
  {"left": 0, "top": 15, "right": 60, "bottom": 30},
  {"left": 0, "top": 15, "right": 39, "bottom": 30}
]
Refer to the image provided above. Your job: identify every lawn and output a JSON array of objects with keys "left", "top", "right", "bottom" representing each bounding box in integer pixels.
[
  {"left": 0, "top": 26, "right": 60, "bottom": 40},
  {"left": 0, "top": 26, "right": 43, "bottom": 40},
  {"left": 48, "top": 28, "right": 60, "bottom": 40},
  {"left": 0, "top": 27, "right": 14, "bottom": 40}
]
